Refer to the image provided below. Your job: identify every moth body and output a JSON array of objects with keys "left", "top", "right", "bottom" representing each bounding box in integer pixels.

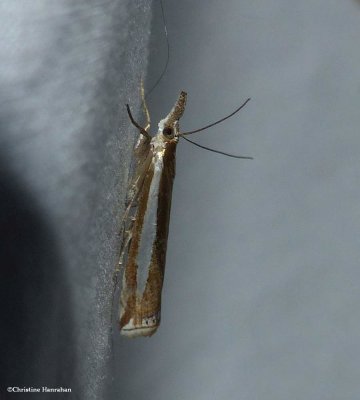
[{"left": 118, "top": 92, "right": 186, "bottom": 337}]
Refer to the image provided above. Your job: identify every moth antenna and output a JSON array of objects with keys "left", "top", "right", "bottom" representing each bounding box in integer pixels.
[
  {"left": 181, "top": 98, "right": 251, "bottom": 136},
  {"left": 145, "top": 0, "right": 170, "bottom": 98},
  {"left": 181, "top": 136, "right": 253, "bottom": 160},
  {"left": 126, "top": 104, "right": 151, "bottom": 139}
]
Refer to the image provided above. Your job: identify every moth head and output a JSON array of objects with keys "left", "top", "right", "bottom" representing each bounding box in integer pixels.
[{"left": 158, "top": 91, "right": 187, "bottom": 141}]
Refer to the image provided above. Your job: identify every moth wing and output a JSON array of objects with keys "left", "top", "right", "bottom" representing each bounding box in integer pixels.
[{"left": 120, "top": 140, "right": 177, "bottom": 337}]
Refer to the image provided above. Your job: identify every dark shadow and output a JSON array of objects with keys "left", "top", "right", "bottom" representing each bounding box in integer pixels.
[{"left": 0, "top": 147, "right": 77, "bottom": 393}]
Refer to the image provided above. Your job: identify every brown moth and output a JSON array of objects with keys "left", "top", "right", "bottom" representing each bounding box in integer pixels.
[{"left": 116, "top": 91, "right": 251, "bottom": 337}]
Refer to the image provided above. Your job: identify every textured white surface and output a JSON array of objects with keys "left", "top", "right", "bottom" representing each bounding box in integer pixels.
[{"left": 0, "top": 0, "right": 152, "bottom": 398}]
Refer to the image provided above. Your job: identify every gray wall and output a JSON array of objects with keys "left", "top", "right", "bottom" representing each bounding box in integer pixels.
[
  {"left": 0, "top": 0, "right": 151, "bottom": 398},
  {"left": 111, "top": 1, "right": 360, "bottom": 399}
]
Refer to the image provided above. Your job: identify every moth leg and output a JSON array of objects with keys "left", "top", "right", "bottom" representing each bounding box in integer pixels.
[
  {"left": 111, "top": 183, "right": 140, "bottom": 322},
  {"left": 117, "top": 190, "right": 140, "bottom": 253},
  {"left": 141, "top": 78, "right": 151, "bottom": 132},
  {"left": 111, "top": 228, "right": 133, "bottom": 326},
  {"left": 113, "top": 218, "right": 135, "bottom": 285},
  {"left": 113, "top": 175, "right": 142, "bottom": 284},
  {"left": 119, "top": 195, "right": 135, "bottom": 236},
  {"left": 118, "top": 230, "right": 132, "bottom": 268}
]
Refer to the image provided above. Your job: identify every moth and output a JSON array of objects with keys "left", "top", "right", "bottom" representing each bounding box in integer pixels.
[{"left": 116, "top": 90, "right": 251, "bottom": 337}]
